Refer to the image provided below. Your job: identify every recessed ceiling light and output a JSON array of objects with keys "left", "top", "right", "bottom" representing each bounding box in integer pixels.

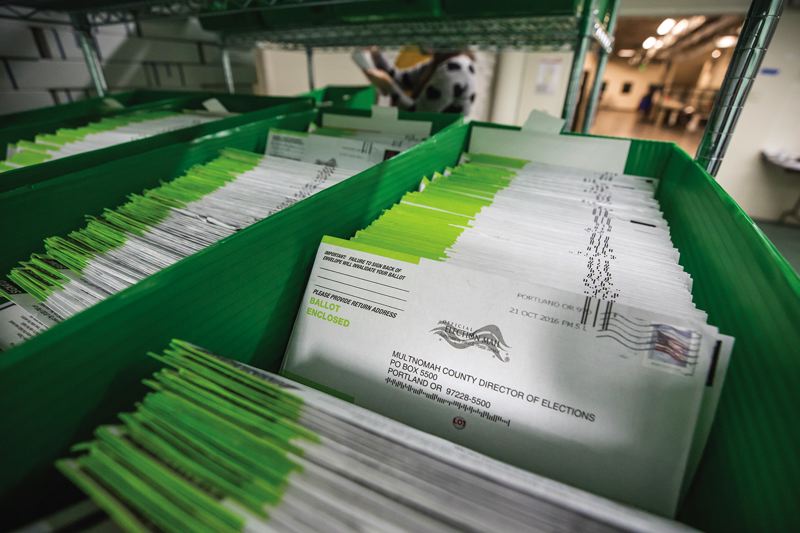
[
  {"left": 643, "top": 36, "right": 657, "bottom": 50},
  {"left": 690, "top": 15, "right": 707, "bottom": 26},
  {"left": 711, "top": 49, "right": 722, "bottom": 59},
  {"left": 672, "top": 19, "right": 689, "bottom": 35},
  {"left": 617, "top": 49, "right": 636, "bottom": 57},
  {"left": 657, "top": 18, "right": 676, "bottom": 35},
  {"left": 715, "top": 35, "right": 738, "bottom": 48}
]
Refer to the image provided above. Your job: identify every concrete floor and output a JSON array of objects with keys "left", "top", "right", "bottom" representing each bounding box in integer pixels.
[{"left": 590, "top": 109, "right": 705, "bottom": 156}]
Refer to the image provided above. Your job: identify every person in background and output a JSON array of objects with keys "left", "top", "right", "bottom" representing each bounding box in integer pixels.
[
  {"left": 360, "top": 47, "right": 477, "bottom": 115},
  {"left": 638, "top": 85, "right": 660, "bottom": 121}
]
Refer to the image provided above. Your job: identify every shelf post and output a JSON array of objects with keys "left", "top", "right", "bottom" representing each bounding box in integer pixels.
[
  {"left": 221, "top": 46, "right": 235, "bottom": 94},
  {"left": 695, "top": 0, "right": 783, "bottom": 176},
  {"left": 562, "top": 0, "right": 596, "bottom": 131},
  {"left": 581, "top": 0, "right": 619, "bottom": 133},
  {"left": 71, "top": 14, "right": 108, "bottom": 98},
  {"left": 305, "top": 46, "right": 315, "bottom": 90}
]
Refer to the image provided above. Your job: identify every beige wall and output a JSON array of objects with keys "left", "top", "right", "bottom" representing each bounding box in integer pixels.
[
  {"left": 489, "top": 50, "right": 574, "bottom": 125},
  {"left": 668, "top": 55, "right": 708, "bottom": 87},
  {"left": 598, "top": 58, "right": 668, "bottom": 112},
  {"left": 715, "top": 8, "right": 800, "bottom": 221},
  {"left": 0, "top": 17, "right": 257, "bottom": 114},
  {"left": 708, "top": 48, "right": 734, "bottom": 88},
  {"left": 697, "top": 48, "right": 734, "bottom": 90},
  {"left": 255, "top": 48, "right": 364, "bottom": 96}
]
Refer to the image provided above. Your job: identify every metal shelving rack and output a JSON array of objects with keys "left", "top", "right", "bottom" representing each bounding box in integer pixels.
[
  {"left": 695, "top": 0, "right": 783, "bottom": 175},
  {"left": 0, "top": 0, "right": 785, "bottom": 174},
  {"left": 0, "top": 1, "right": 615, "bottom": 126}
]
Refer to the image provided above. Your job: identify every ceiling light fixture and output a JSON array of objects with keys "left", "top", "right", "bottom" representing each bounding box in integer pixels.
[
  {"left": 660, "top": 34, "right": 676, "bottom": 47},
  {"left": 657, "top": 18, "right": 676, "bottom": 35},
  {"left": 642, "top": 36, "right": 657, "bottom": 50},
  {"left": 672, "top": 19, "right": 689, "bottom": 35},
  {"left": 654, "top": 39, "right": 664, "bottom": 49},
  {"left": 711, "top": 49, "right": 722, "bottom": 59},
  {"left": 715, "top": 35, "right": 738, "bottom": 48},
  {"left": 617, "top": 49, "right": 636, "bottom": 58}
]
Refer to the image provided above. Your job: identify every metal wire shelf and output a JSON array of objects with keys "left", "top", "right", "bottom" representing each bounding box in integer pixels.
[
  {"left": 5, "top": 0, "right": 784, "bottom": 177},
  {"left": 0, "top": 1, "right": 607, "bottom": 52},
  {"left": 225, "top": 15, "right": 581, "bottom": 50},
  {"left": 0, "top": 0, "right": 617, "bottom": 135},
  {"left": 0, "top": 1, "right": 376, "bottom": 25}
]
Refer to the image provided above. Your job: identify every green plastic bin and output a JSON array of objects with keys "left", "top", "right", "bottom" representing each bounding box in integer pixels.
[
  {"left": 0, "top": 106, "right": 463, "bottom": 527},
  {"left": 0, "top": 91, "right": 313, "bottom": 192},
  {"left": 0, "top": 89, "right": 197, "bottom": 130},
  {"left": 0, "top": 119, "right": 797, "bottom": 532},
  {"left": 0, "top": 106, "right": 461, "bottom": 278},
  {"left": 0, "top": 90, "right": 210, "bottom": 158}
]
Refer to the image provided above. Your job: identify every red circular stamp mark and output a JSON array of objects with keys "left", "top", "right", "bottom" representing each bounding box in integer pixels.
[{"left": 452, "top": 416, "right": 466, "bottom": 430}]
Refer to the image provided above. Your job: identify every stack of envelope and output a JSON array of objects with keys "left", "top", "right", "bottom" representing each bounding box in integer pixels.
[
  {"left": 59, "top": 339, "right": 690, "bottom": 532},
  {"left": 0, "top": 119, "right": 436, "bottom": 350},
  {"left": 0, "top": 110, "right": 219, "bottom": 173},
  {"left": 283, "top": 152, "right": 733, "bottom": 516}
]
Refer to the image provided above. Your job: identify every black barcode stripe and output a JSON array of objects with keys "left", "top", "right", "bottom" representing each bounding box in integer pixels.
[
  {"left": 581, "top": 296, "right": 590, "bottom": 325},
  {"left": 706, "top": 341, "right": 722, "bottom": 387},
  {"left": 602, "top": 302, "right": 613, "bottom": 331}
]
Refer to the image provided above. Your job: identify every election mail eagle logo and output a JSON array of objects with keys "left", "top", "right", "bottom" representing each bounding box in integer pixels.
[{"left": 430, "top": 320, "right": 511, "bottom": 362}]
